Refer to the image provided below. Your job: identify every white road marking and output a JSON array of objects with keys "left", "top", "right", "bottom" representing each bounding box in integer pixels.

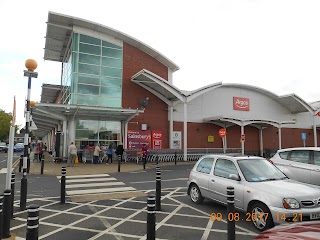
[
  {"left": 65, "top": 182, "right": 125, "bottom": 189},
  {"left": 0, "top": 168, "right": 7, "bottom": 173},
  {"left": 130, "top": 178, "right": 188, "bottom": 184},
  {"left": 57, "top": 174, "right": 110, "bottom": 179},
  {"left": 67, "top": 186, "right": 137, "bottom": 195},
  {"left": 62, "top": 177, "right": 116, "bottom": 183}
]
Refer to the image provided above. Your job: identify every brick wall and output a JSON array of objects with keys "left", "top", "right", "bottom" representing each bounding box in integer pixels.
[{"left": 122, "top": 42, "right": 170, "bottom": 147}]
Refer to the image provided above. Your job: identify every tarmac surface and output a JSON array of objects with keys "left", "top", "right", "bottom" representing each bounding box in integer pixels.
[{"left": 3, "top": 152, "right": 258, "bottom": 240}]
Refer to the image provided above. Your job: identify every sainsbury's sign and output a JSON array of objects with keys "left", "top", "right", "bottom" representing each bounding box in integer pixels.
[{"left": 233, "top": 97, "right": 250, "bottom": 111}]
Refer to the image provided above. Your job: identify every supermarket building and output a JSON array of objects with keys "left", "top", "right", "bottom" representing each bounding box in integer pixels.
[{"left": 31, "top": 12, "right": 320, "bottom": 160}]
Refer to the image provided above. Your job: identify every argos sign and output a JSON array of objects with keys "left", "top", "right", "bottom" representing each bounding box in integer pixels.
[{"left": 233, "top": 97, "right": 250, "bottom": 111}]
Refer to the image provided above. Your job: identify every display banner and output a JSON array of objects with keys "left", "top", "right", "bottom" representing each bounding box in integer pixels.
[
  {"left": 127, "top": 130, "right": 151, "bottom": 150},
  {"left": 152, "top": 130, "right": 162, "bottom": 149}
]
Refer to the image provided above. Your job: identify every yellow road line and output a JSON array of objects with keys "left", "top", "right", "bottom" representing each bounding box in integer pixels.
[{"left": 12, "top": 158, "right": 20, "bottom": 168}]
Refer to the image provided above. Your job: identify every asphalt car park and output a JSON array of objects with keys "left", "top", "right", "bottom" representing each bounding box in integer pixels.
[{"left": 4, "top": 155, "right": 320, "bottom": 239}]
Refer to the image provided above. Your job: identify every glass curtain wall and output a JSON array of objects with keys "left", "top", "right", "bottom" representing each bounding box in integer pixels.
[
  {"left": 63, "top": 33, "right": 123, "bottom": 107},
  {"left": 75, "top": 119, "right": 121, "bottom": 150}
]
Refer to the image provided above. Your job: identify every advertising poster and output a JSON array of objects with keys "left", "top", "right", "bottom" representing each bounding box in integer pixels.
[
  {"left": 151, "top": 130, "right": 162, "bottom": 149},
  {"left": 127, "top": 130, "right": 151, "bottom": 150},
  {"left": 172, "top": 131, "right": 181, "bottom": 149}
]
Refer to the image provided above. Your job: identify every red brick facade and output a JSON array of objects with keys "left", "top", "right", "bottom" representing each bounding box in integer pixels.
[{"left": 122, "top": 42, "right": 170, "bottom": 147}]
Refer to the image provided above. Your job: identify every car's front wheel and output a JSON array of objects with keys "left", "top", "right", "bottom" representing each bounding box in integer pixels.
[
  {"left": 249, "top": 202, "right": 274, "bottom": 231},
  {"left": 189, "top": 184, "right": 204, "bottom": 204}
]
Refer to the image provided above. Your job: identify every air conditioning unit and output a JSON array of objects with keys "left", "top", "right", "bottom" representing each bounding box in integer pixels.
[{"left": 141, "top": 124, "right": 147, "bottom": 130}]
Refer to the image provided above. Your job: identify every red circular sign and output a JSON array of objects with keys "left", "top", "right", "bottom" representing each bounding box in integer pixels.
[
  {"left": 316, "top": 112, "right": 320, "bottom": 116},
  {"left": 219, "top": 128, "right": 226, "bottom": 137}
]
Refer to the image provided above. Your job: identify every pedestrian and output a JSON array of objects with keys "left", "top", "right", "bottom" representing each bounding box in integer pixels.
[
  {"left": 107, "top": 144, "right": 113, "bottom": 164},
  {"left": 68, "top": 142, "right": 77, "bottom": 167},
  {"left": 93, "top": 143, "right": 101, "bottom": 164},
  {"left": 36, "top": 143, "right": 41, "bottom": 161},
  {"left": 142, "top": 143, "right": 149, "bottom": 163},
  {"left": 115, "top": 142, "right": 124, "bottom": 162}
]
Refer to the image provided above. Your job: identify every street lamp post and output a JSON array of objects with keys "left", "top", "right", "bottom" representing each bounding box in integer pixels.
[{"left": 20, "top": 59, "right": 38, "bottom": 211}]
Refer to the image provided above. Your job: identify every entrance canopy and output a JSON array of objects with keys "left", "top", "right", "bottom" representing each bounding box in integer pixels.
[{"left": 31, "top": 103, "right": 143, "bottom": 138}]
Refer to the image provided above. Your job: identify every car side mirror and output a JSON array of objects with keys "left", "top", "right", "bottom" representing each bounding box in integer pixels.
[{"left": 229, "top": 174, "right": 240, "bottom": 181}]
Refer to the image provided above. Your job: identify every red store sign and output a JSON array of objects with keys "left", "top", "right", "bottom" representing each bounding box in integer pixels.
[{"left": 233, "top": 97, "right": 250, "bottom": 111}]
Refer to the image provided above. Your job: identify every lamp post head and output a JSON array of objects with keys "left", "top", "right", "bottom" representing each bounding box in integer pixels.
[
  {"left": 30, "top": 101, "right": 36, "bottom": 108},
  {"left": 25, "top": 59, "right": 37, "bottom": 72}
]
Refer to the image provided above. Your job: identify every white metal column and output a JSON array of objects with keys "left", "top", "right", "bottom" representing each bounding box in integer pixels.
[
  {"left": 183, "top": 102, "right": 187, "bottom": 161},
  {"left": 278, "top": 125, "right": 282, "bottom": 150},
  {"left": 313, "top": 115, "right": 318, "bottom": 147},
  {"left": 259, "top": 126, "right": 263, "bottom": 157},
  {"left": 68, "top": 119, "right": 75, "bottom": 144},
  {"left": 169, "top": 105, "right": 174, "bottom": 149},
  {"left": 124, "top": 121, "right": 128, "bottom": 149},
  {"left": 241, "top": 125, "right": 244, "bottom": 155},
  {"left": 63, "top": 120, "right": 67, "bottom": 158}
]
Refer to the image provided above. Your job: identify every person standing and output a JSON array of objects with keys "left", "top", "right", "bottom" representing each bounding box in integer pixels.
[
  {"left": 93, "top": 143, "right": 101, "bottom": 164},
  {"left": 68, "top": 142, "right": 77, "bottom": 167},
  {"left": 107, "top": 144, "right": 113, "bottom": 164},
  {"left": 115, "top": 142, "right": 124, "bottom": 162}
]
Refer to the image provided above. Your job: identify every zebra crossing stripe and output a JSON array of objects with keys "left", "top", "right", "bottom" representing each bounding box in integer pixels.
[
  {"left": 67, "top": 186, "right": 137, "bottom": 196},
  {"left": 57, "top": 174, "right": 110, "bottom": 179},
  {"left": 62, "top": 177, "right": 116, "bottom": 183},
  {"left": 66, "top": 182, "right": 125, "bottom": 189}
]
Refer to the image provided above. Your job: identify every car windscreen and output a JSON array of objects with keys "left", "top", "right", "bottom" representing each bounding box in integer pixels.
[{"left": 238, "top": 159, "right": 287, "bottom": 182}]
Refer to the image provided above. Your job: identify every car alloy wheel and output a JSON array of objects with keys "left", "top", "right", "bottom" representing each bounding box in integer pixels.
[
  {"left": 250, "top": 203, "right": 274, "bottom": 231},
  {"left": 190, "top": 184, "right": 203, "bottom": 204}
]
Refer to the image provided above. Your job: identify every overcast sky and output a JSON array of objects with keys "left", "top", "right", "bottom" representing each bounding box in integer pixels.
[{"left": 1, "top": 0, "right": 320, "bottom": 127}]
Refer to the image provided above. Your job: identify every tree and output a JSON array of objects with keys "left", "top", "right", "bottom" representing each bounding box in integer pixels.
[{"left": 0, "top": 110, "right": 12, "bottom": 142}]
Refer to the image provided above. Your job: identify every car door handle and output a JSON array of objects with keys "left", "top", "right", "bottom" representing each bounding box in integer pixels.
[{"left": 211, "top": 179, "right": 215, "bottom": 182}]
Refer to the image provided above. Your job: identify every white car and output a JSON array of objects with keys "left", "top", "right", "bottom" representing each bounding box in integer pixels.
[
  {"left": 187, "top": 155, "right": 320, "bottom": 231},
  {"left": 270, "top": 147, "right": 320, "bottom": 186}
]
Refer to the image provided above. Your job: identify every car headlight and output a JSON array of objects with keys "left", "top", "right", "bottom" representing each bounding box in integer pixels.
[{"left": 283, "top": 198, "right": 300, "bottom": 209}]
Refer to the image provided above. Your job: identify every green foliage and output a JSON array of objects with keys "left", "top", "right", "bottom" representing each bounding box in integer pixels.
[{"left": 0, "top": 110, "right": 12, "bottom": 141}]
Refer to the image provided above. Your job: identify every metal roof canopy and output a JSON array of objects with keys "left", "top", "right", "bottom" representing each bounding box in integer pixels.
[
  {"left": 44, "top": 12, "right": 179, "bottom": 72},
  {"left": 41, "top": 84, "right": 61, "bottom": 103},
  {"left": 203, "top": 115, "right": 295, "bottom": 128},
  {"left": 31, "top": 103, "right": 143, "bottom": 137},
  {"left": 131, "top": 69, "right": 223, "bottom": 105}
]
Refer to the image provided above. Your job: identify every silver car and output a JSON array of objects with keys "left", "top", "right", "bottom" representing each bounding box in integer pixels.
[
  {"left": 270, "top": 147, "right": 320, "bottom": 186},
  {"left": 187, "top": 155, "right": 320, "bottom": 231}
]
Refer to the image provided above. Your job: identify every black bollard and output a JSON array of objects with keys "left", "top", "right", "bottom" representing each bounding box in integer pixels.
[
  {"left": 2, "top": 189, "right": 12, "bottom": 238},
  {"left": 40, "top": 158, "right": 44, "bottom": 175},
  {"left": 227, "top": 186, "right": 235, "bottom": 240},
  {"left": 155, "top": 169, "right": 161, "bottom": 211},
  {"left": 60, "top": 167, "right": 66, "bottom": 204},
  {"left": 11, "top": 172, "right": 15, "bottom": 218},
  {"left": 174, "top": 152, "right": 177, "bottom": 165},
  {"left": 147, "top": 194, "right": 156, "bottom": 240},
  {"left": 156, "top": 155, "right": 159, "bottom": 166},
  {"left": 20, "top": 169, "right": 27, "bottom": 211},
  {"left": 0, "top": 194, "right": 3, "bottom": 240},
  {"left": 117, "top": 155, "right": 121, "bottom": 172},
  {"left": 26, "top": 204, "right": 39, "bottom": 240},
  {"left": 19, "top": 155, "right": 23, "bottom": 173},
  {"left": 27, "top": 156, "right": 30, "bottom": 174},
  {"left": 143, "top": 154, "right": 146, "bottom": 170}
]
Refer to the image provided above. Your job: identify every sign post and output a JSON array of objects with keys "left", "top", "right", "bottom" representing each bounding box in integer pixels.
[{"left": 219, "top": 128, "right": 227, "bottom": 153}]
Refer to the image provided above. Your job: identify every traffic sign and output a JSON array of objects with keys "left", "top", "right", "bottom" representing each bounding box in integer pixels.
[{"left": 219, "top": 128, "right": 226, "bottom": 138}]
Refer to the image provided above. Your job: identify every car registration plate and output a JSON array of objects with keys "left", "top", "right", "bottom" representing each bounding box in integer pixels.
[{"left": 310, "top": 212, "right": 320, "bottom": 220}]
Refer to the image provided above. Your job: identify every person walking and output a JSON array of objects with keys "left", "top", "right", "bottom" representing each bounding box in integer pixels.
[
  {"left": 68, "top": 142, "right": 77, "bottom": 167},
  {"left": 115, "top": 142, "right": 124, "bottom": 162},
  {"left": 107, "top": 144, "right": 113, "bottom": 164},
  {"left": 93, "top": 143, "right": 101, "bottom": 164}
]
